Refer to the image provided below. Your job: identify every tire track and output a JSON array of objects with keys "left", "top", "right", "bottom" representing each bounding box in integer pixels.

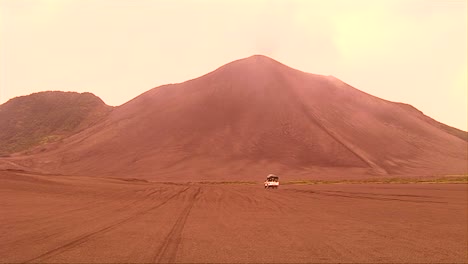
[
  {"left": 24, "top": 187, "right": 190, "bottom": 263},
  {"left": 286, "top": 189, "right": 446, "bottom": 204},
  {"left": 152, "top": 187, "right": 201, "bottom": 263},
  {"left": 13, "top": 189, "right": 139, "bottom": 226},
  {"left": 10, "top": 187, "right": 162, "bottom": 247}
]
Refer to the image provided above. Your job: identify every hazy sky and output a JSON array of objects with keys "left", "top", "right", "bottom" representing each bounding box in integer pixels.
[{"left": 1, "top": 0, "right": 467, "bottom": 130}]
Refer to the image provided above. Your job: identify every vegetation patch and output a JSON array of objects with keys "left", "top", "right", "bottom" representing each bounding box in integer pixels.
[{"left": 0, "top": 91, "right": 112, "bottom": 155}]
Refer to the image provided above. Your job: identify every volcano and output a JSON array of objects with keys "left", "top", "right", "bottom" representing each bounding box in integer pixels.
[{"left": 2, "top": 55, "right": 466, "bottom": 180}]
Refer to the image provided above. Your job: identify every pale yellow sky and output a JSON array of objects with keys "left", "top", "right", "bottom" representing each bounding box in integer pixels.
[{"left": 1, "top": 0, "right": 467, "bottom": 130}]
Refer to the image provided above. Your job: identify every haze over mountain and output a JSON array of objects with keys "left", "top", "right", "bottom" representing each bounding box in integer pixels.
[
  {"left": 1, "top": 55, "right": 466, "bottom": 180},
  {"left": 0, "top": 91, "right": 112, "bottom": 156}
]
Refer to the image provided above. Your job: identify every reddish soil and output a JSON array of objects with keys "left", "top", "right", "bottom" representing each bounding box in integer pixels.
[
  {"left": 1, "top": 55, "right": 466, "bottom": 180},
  {"left": 1, "top": 171, "right": 466, "bottom": 263}
]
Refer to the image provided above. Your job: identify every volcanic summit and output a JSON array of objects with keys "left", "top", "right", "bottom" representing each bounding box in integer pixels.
[{"left": 1, "top": 55, "right": 466, "bottom": 180}]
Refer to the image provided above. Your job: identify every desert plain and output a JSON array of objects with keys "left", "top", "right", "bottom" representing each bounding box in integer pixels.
[{"left": 1, "top": 170, "right": 466, "bottom": 263}]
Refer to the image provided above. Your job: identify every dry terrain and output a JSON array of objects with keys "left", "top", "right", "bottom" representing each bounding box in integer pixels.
[{"left": 1, "top": 171, "right": 466, "bottom": 263}]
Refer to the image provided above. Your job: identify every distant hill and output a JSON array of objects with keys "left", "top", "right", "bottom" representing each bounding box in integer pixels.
[
  {"left": 0, "top": 91, "right": 112, "bottom": 156},
  {"left": 1, "top": 56, "right": 466, "bottom": 180}
]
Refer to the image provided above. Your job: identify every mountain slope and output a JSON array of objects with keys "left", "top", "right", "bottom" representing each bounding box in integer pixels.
[
  {"left": 0, "top": 91, "right": 112, "bottom": 156},
  {"left": 396, "top": 103, "right": 467, "bottom": 142},
  {"left": 2, "top": 56, "right": 466, "bottom": 180}
]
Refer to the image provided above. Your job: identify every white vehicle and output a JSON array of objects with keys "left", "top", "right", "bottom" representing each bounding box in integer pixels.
[{"left": 264, "top": 174, "right": 279, "bottom": 189}]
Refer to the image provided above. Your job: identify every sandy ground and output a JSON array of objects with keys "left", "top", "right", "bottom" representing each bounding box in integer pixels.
[{"left": 1, "top": 171, "right": 467, "bottom": 263}]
